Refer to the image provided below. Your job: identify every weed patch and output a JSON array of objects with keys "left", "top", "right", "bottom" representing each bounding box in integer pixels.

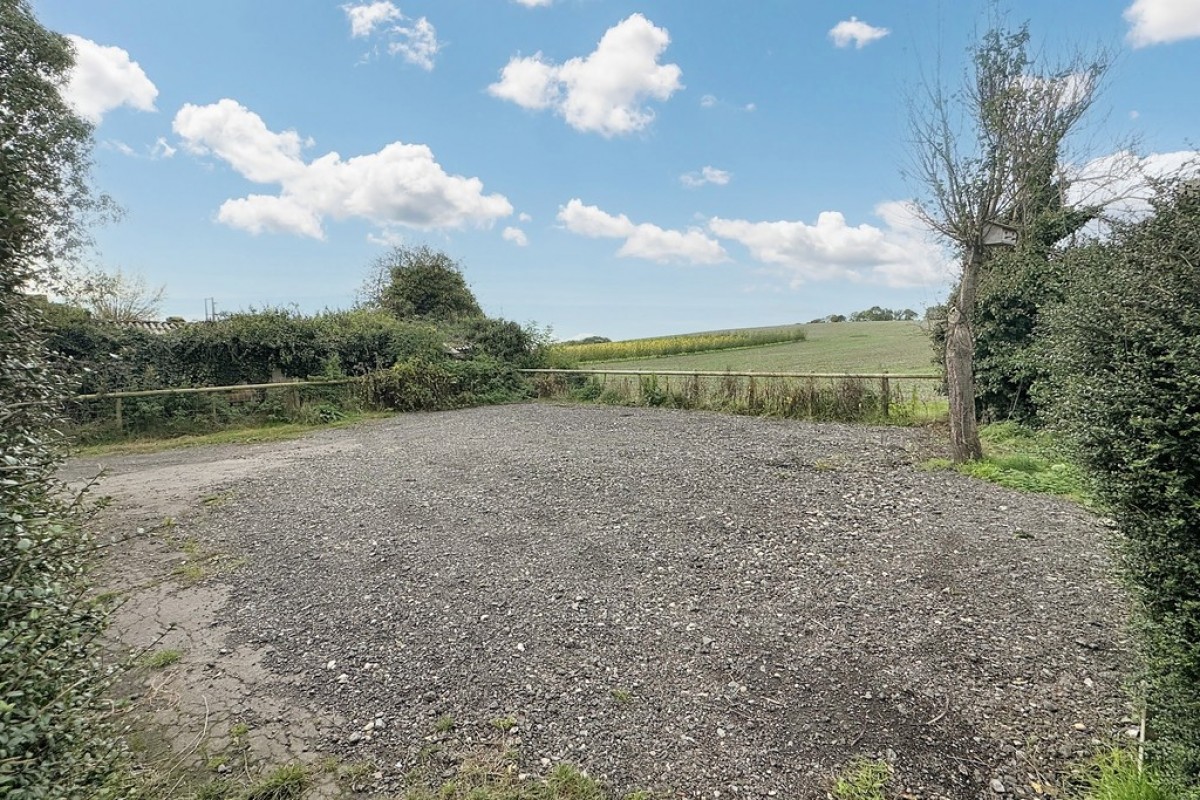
[
  {"left": 925, "top": 422, "right": 1091, "bottom": 503},
  {"left": 139, "top": 649, "right": 183, "bottom": 670},
  {"left": 830, "top": 758, "right": 892, "bottom": 800}
]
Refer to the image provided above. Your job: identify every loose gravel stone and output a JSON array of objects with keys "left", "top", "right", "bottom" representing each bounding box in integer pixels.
[{"left": 164, "top": 404, "right": 1128, "bottom": 799}]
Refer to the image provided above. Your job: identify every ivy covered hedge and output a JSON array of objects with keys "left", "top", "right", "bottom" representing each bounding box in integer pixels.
[
  {"left": 41, "top": 304, "right": 550, "bottom": 439},
  {"left": 1039, "top": 184, "right": 1200, "bottom": 784}
]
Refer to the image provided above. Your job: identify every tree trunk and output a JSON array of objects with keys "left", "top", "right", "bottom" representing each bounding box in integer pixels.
[{"left": 946, "top": 245, "right": 984, "bottom": 463}]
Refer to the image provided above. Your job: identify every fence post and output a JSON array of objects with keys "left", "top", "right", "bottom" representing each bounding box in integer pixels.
[
  {"left": 880, "top": 375, "right": 890, "bottom": 418},
  {"left": 114, "top": 396, "right": 123, "bottom": 430}
]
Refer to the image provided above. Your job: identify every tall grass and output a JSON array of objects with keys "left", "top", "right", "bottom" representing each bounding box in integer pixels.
[
  {"left": 535, "top": 372, "right": 942, "bottom": 424},
  {"left": 554, "top": 328, "right": 806, "bottom": 363}
]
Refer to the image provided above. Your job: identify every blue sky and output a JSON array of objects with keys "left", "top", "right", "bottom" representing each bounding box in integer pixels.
[{"left": 36, "top": 0, "right": 1200, "bottom": 340}]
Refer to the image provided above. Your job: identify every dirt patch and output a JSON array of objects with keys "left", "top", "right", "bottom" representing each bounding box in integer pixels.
[{"left": 74, "top": 405, "right": 1133, "bottom": 799}]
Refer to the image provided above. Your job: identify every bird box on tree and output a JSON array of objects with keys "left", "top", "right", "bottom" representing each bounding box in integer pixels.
[{"left": 981, "top": 221, "right": 1019, "bottom": 247}]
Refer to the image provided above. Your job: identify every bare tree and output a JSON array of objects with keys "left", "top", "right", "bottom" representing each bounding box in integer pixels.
[
  {"left": 907, "top": 24, "right": 1109, "bottom": 461},
  {"left": 61, "top": 266, "right": 165, "bottom": 322}
]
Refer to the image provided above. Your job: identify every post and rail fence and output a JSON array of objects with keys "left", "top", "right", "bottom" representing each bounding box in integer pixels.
[
  {"left": 71, "top": 369, "right": 943, "bottom": 429},
  {"left": 518, "top": 368, "right": 943, "bottom": 418}
]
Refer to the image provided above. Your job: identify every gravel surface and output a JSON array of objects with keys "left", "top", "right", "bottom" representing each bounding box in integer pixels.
[{"left": 112, "top": 404, "right": 1133, "bottom": 798}]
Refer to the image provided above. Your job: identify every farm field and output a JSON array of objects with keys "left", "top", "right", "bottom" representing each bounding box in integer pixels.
[{"left": 585, "top": 320, "right": 935, "bottom": 374}]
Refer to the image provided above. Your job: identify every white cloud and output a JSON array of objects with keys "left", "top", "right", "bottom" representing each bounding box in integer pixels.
[
  {"left": 62, "top": 35, "right": 158, "bottom": 124},
  {"left": 518, "top": 212, "right": 533, "bottom": 222},
  {"left": 709, "top": 202, "right": 951, "bottom": 288},
  {"left": 489, "top": 14, "right": 683, "bottom": 137},
  {"left": 150, "top": 137, "right": 176, "bottom": 159},
  {"left": 828, "top": 17, "right": 890, "bottom": 49},
  {"left": 1068, "top": 149, "right": 1200, "bottom": 217},
  {"left": 173, "top": 99, "right": 512, "bottom": 239},
  {"left": 367, "top": 228, "right": 407, "bottom": 247},
  {"left": 388, "top": 17, "right": 440, "bottom": 70},
  {"left": 558, "top": 199, "right": 727, "bottom": 264},
  {"left": 344, "top": 2, "right": 441, "bottom": 70},
  {"left": 103, "top": 140, "right": 137, "bottom": 157},
  {"left": 502, "top": 226, "right": 529, "bottom": 246},
  {"left": 700, "top": 94, "right": 717, "bottom": 108},
  {"left": 680, "top": 166, "right": 731, "bottom": 189},
  {"left": 513, "top": 0, "right": 553, "bottom": 6},
  {"left": 344, "top": 2, "right": 402, "bottom": 37},
  {"left": 103, "top": 137, "right": 177, "bottom": 160},
  {"left": 1124, "top": 0, "right": 1200, "bottom": 47}
]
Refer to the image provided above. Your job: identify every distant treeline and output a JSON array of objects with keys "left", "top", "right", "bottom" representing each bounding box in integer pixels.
[{"left": 810, "top": 306, "right": 919, "bottom": 323}]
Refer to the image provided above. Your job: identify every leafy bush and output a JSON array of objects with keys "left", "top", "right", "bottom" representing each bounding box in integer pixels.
[
  {"left": 362, "top": 357, "right": 530, "bottom": 412},
  {"left": 1039, "top": 183, "right": 1200, "bottom": 783},
  {"left": 1, "top": 2, "right": 123, "bottom": 795}
]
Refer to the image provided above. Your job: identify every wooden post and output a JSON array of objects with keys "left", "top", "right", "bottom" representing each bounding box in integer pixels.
[
  {"left": 114, "top": 396, "right": 123, "bottom": 430},
  {"left": 880, "top": 375, "right": 890, "bottom": 418}
]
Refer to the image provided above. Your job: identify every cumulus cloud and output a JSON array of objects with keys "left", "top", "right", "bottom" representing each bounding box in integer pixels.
[
  {"left": 62, "top": 35, "right": 158, "bottom": 124},
  {"left": 489, "top": 14, "right": 683, "bottom": 137},
  {"left": 513, "top": 0, "right": 553, "bottom": 6},
  {"left": 828, "top": 17, "right": 890, "bottom": 49},
  {"left": 700, "top": 94, "right": 717, "bottom": 108},
  {"left": 173, "top": 99, "right": 512, "bottom": 239},
  {"left": 518, "top": 212, "right": 533, "bottom": 222},
  {"left": 1068, "top": 149, "right": 1200, "bottom": 217},
  {"left": 558, "top": 199, "right": 727, "bottom": 264},
  {"left": 502, "top": 226, "right": 529, "bottom": 246},
  {"left": 709, "top": 203, "right": 951, "bottom": 288},
  {"left": 1124, "top": 0, "right": 1200, "bottom": 47},
  {"left": 344, "top": 1, "right": 441, "bottom": 70},
  {"left": 344, "top": 1, "right": 402, "bottom": 37},
  {"left": 680, "top": 166, "right": 731, "bottom": 189}
]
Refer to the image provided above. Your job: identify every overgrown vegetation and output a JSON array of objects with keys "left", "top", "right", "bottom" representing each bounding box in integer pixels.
[
  {"left": 0, "top": 1, "right": 123, "bottom": 795},
  {"left": 535, "top": 371, "right": 940, "bottom": 424},
  {"left": 927, "top": 422, "right": 1090, "bottom": 503},
  {"left": 1068, "top": 749, "right": 1174, "bottom": 800},
  {"left": 48, "top": 297, "right": 550, "bottom": 442},
  {"left": 1039, "top": 183, "right": 1200, "bottom": 786},
  {"left": 552, "top": 327, "right": 806, "bottom": 364}
]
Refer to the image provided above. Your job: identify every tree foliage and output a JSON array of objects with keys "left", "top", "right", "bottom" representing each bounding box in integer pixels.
[
  {"left": 1, "top": 1, "right": 122, "bottom": 795},
  {"left": 362, "top": 245, "right": 484, "bottom": 322},
  {"left": 1039, "top": 182, "right": 1200, "bottom": 782},
  {"left": 59, "top": 266, "right": 165, "bottom": 322},
  {"left": 907, "top": 21, "right": 1108, "bottom": 460}
]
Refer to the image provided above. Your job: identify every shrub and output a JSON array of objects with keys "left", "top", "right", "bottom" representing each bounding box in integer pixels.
[
  {"left": 1039, "top": 183, "right": 1200, "bottom": 783},
  {"left": 361, "top": 357, "right": 529, "bottom": 412}
]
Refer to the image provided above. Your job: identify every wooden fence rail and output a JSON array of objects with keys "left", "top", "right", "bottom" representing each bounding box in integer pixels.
[
  {"left": 518, "top": 368, "right": 943, "bottom": 418},
  {"left": 71, "top": 369, "right": 945, "bottom": 427},
  {"left": 72, "top": 379, "right": 362, "bottom": 430}
]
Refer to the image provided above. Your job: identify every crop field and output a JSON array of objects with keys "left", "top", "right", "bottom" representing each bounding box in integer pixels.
[
  {"left": 585, "top": 320, "right": 935, "bottom": 374},
  {"left": 554, "top": 326, "right": 806, "bottom": 363}
]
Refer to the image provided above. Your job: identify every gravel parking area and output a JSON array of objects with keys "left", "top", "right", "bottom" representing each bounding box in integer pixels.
[{"left": 81, "top": 404, "right": 1132, "bottom": 799}]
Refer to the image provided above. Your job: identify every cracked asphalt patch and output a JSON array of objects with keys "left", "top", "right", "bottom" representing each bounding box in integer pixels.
[{"left": 74, "top": 404, "right": 1132, "bottom": 799}]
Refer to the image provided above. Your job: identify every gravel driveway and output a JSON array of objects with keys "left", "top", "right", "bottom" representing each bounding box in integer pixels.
[{"left": 82, "top": 404, "right": 1132, "bottom": 799}]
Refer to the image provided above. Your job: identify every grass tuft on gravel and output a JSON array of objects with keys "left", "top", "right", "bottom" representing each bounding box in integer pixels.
[
  {"left": 830, "top": 758, "right": 892, "bottom": 800},
  {"left": 139, "top": 648, "right": 183, "bottom": 669},
  {"left": 241, "top": 763, "right": 310, "bottom": 800},
  {"left": 1070, "top": 748, "right": 1182, "bottom": 800}
]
